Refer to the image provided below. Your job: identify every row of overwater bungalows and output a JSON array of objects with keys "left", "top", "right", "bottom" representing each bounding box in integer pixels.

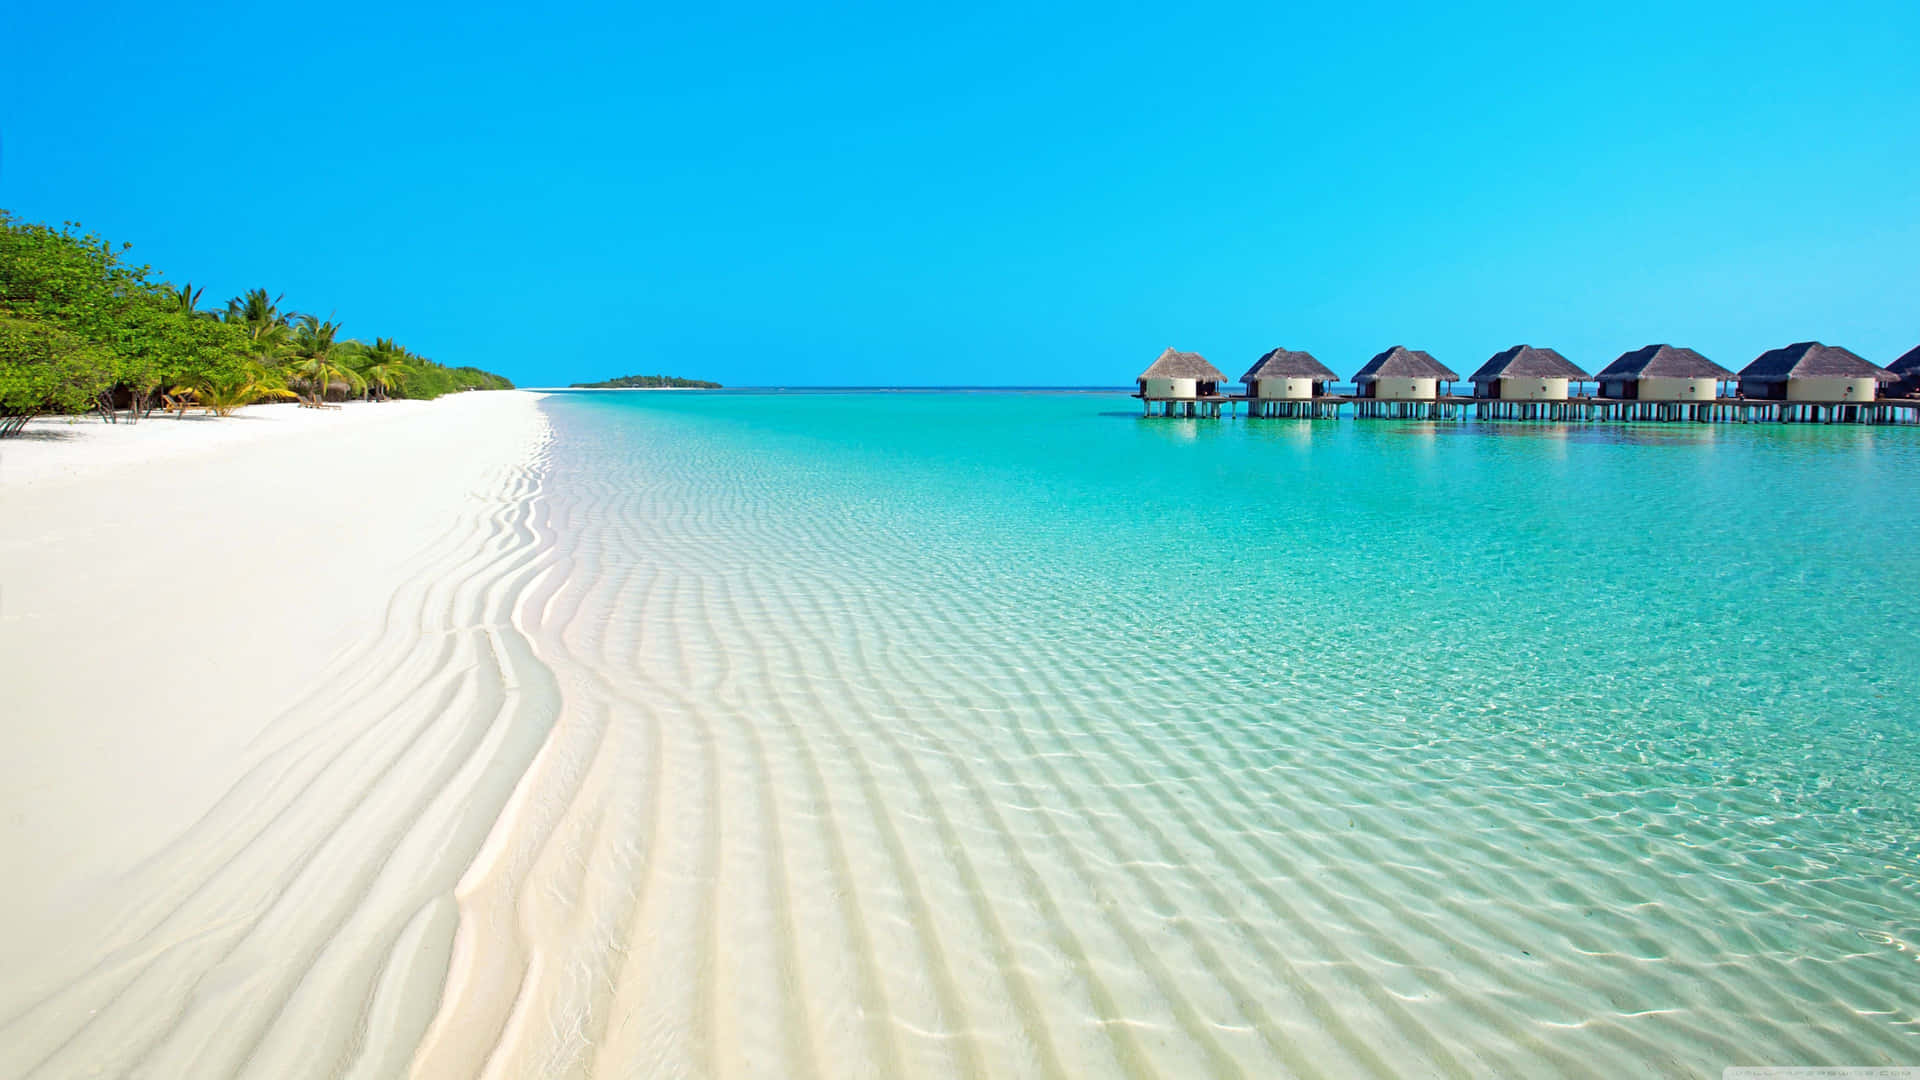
[{"left": 1136, "top": 342, "right": 1920, "bottom": 419}]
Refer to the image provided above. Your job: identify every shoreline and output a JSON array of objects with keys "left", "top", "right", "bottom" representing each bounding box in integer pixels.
[
  {"left": 1, "top": 396, "right": 544, "bottom": 490},
  {"left": 0, "top": 390, "right": 560, "bottom": 1076}
]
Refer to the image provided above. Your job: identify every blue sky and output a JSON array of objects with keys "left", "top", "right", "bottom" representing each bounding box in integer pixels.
[{"left": 4, "top": 0, "right": 1916, "bottom": 387}]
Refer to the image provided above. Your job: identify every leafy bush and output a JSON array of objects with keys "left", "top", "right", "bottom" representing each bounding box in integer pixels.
[
  {"left": 0, "top": 317, "right": 111, "bottom": 433},
  {"left": 393, "top": 361, "right": 514, "bottom": 400}
]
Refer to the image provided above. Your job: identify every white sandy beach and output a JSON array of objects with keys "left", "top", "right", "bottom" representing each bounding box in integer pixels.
[{"left": 0, "top": 393, "right": 554, "bottom": 1077}]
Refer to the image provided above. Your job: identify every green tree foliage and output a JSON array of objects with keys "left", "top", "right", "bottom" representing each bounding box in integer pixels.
[
  {"left": 0, "top": 317, "right": 110, "bottom": 435},
  {"left": 393, "top": 361, "right": 514, "bottom": 399},
  {"left": 570, "top": 373, "right": 722, "bottom": 389},
  {"left": 0, "top": 212, "right": 257, "bottom": 427},
  {"left": 225, "top": 288, "right": 294, "bottom": 362},
  {"left": 170, "top": 282, "right": 210, "bottom": 318},
  {"left": 191, "top": 361, "right": 299, "bottom": 416},
  {"left": 358, "top": 337, "right": 412, "bottom": 401},
  {"left": 0, "top": 210, "right": 513, "bottom": 434},
  {"left": 286, "top": 314, "right": 366, "bottom": 403}
]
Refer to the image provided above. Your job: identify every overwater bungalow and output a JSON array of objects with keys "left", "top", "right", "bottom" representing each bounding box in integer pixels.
[
  {"left": 1885, "top": 345, "right": 1920, "bottom": 399},
  {"left": 1352, "top": 346, "right": 1457, "bottom": 400},
  {"left": 1468, "top": 345, "right": 1590, "bottom": 401},
  {"left": 1135, "top": 347, "right": 1228, "bottom": 417},
  {"left": 1595, "top": 345, "right": 1732, "bottom": 402},
  {"left": 1240, "top": 348, "right": 1339, "bottom": 417},
  {"left": 1737, "top": 342, "right": 1893, "bottom": 403},
  {"left": 1350, "top": 346, "right": 1459, "bottom": 418}
]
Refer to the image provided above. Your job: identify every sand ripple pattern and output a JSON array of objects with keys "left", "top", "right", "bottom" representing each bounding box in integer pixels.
[
  {"left": 0, "top": 426, "right": 561, "bottom": 1080},
  {"left": 413, "top": 397, "right": 1920, "bottom": 1079}
]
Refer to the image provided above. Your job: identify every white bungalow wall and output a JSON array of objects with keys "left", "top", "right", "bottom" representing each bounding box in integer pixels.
[
  {"left": 1254, "top": 377, "right": 1315, "bottom": 400},
  {"left": 1638, "top": 376, "right": 1718, "bottom": 401},
  {"left": 1141, "top": 377, "right": 1198, "bottom": 399},
  {"left": 1786, "top": 377, "right": 1878, "bottom": 402},
  {"left": 1497, "top": 377, "right": 1570, "bottom": 401},
  {"left": 1371, "top": 378, "right": 1438, "bottom": 400}
]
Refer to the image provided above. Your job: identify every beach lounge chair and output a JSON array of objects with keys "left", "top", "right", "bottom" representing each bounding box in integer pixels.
[{"left": 160, "top": 393, "right": 212, "bottom": 417}]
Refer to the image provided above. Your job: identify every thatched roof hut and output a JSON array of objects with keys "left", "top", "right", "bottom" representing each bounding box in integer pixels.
[
  {"left": 1135, "top": 348, "right": 1226, "bottom": 415},
  {"left": 1240, "top": 347, "right": 1337, "bottom": 384},
  {"left": 1593, "top": 344, "right": 1731, "bottom": 402},
  {"left": 1740, "top": 342, "right": 1890, "bottom": 382},
  {"left": 1350, "top": 346, "right": 1457, "bottom": 400},
  {"left": 1137, "top": 347, "right": 1225, "bottom": 384},
  {"left": 1595, "top": 344, "right": 1732, "bottom": 382},
  {"left": 1240, "top": 347, "right": 1338, "bottom": 406},
  {"left": 287, "top": 375, "right": 362, "bottom": 401},
  {"left": 1884, "top": 345, "right": 1920, "bottom": 397},
  {"left": 1467, "top": 345, "right": 1590, "bottom": 401},
  {"left": 1738, "top": 342, "right": 1893, "bottom": 401},
  {"left": 1352, "top": 346, "right": 1458, "bottom": 383}
]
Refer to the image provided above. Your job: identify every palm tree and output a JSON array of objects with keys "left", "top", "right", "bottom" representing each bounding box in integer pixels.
[
  {"left": 170, "top": 282, "right": 210, "bottom": 318},
  {"left": 223, "top": 288, "right": 294, "bottom": 360},
  {"left": 285, "top": 314, "right": 363, "bottom": 404},
  {"left": 224, "top": 288, "right": 286, "bottom": 331},
  {"left": 360, "top": 337, "right": 413, "bottom": 401},
  {"left": 184, "top": 363, "right": 298, "bottom": 416}
]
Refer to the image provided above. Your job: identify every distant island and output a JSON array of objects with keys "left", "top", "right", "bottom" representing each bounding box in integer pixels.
[{"left": 570, "top": 374, "right": 722, "bottom": 389}]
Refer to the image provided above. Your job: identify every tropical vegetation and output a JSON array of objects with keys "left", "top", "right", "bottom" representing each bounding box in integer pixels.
[
  {"left": 0, "top": 210, "right": 512, "bottom": 435},
  {"left": 571, "top": 373, "right": 722, "bottom": 389}
]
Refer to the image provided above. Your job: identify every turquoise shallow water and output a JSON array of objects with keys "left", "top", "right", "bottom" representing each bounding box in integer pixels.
[{"left": 514, "top": 390, "right": 1920, "bottom": 1076}]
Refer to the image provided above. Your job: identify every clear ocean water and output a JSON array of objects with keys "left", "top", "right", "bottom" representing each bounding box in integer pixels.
[{"left": 515, "top": 389, "right": 1920, "bottom": 1077}]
